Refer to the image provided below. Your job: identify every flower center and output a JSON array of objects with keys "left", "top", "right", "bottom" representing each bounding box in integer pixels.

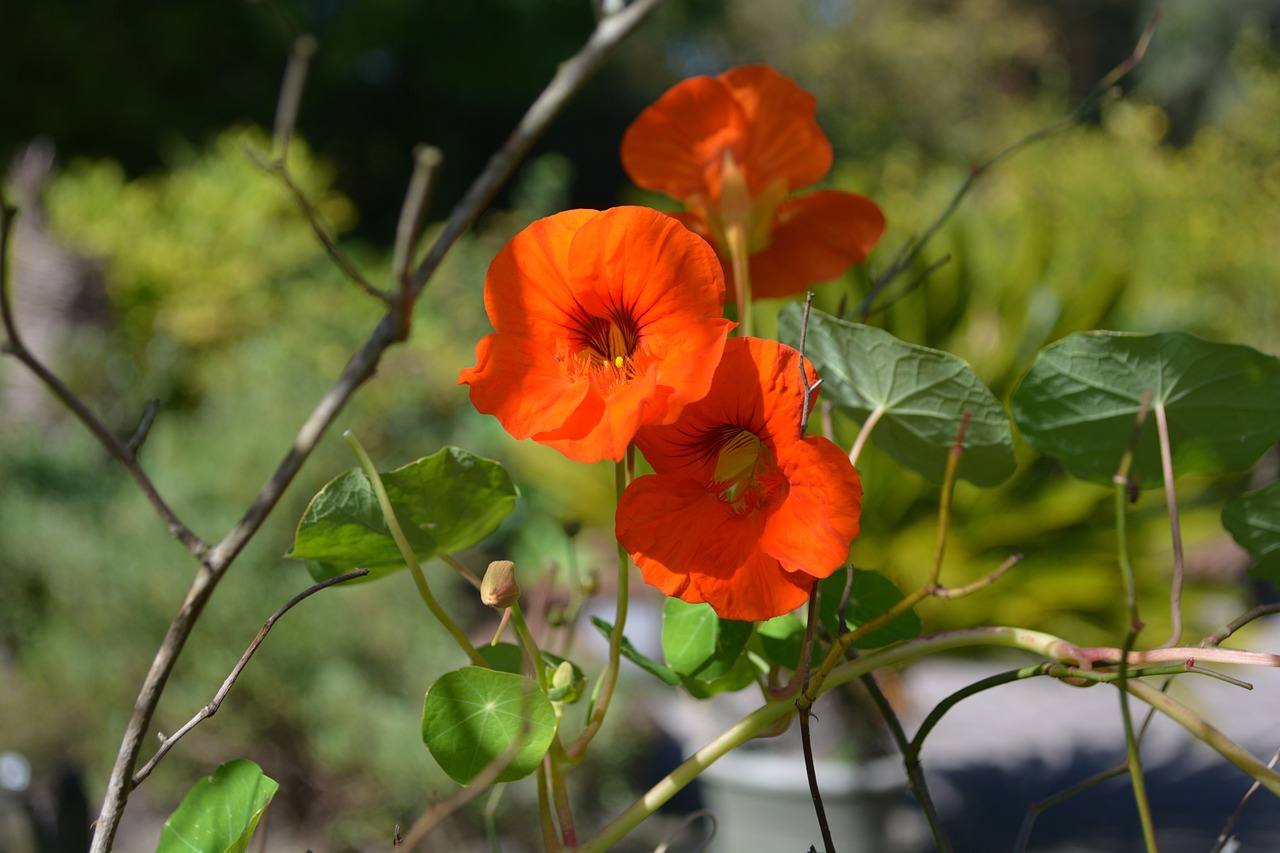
[
  {"left": 561, "top": 313, "right": 649, "bottom": 394},
  {"left": 709, "top": 427, "right": 784, "bottom": 516}
]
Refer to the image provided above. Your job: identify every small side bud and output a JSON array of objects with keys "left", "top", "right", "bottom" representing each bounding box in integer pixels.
[
  {"left": 547, "top": 660, "right": 585, "bottom": 704},
  {"left": 481, "top": 560, "right": 521, "bottom": 609}
]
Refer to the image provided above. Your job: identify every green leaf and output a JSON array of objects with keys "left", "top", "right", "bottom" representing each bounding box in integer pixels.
[
  {"left": 819, "top": 569, "right": 921, "bottom": 649},
  {"left": 591, "top": 617, "right": 681, "bottom": 686},
  {"left": 778, "top": 304, "right": 1015, "bottom": 486},
  {"left": 157, "top": 760, "right": 278, "bottom": 853},
  {"left": 661, "top": 599, "right": 753, "bottom": 680},
  {"left": 288, "top": 447, "right": 518, "bottom": 581},
  {"left": 680, "top": 652, "right": 760, "bottom": 699},
  {"left": 476, "top": 643, "right": 587, "bottom": 703},
  {"left": 1012, "top": 331, "right": 1280, "bottom": 486},
  {"left": 422, "top": 667, "right": 557, "bottom": 785},
  {"left": 752, "top": 614, "right": 806, "bottom": 671},
  {"left": 1223, "top": 482, "right": 1280, "bottom": 584}
]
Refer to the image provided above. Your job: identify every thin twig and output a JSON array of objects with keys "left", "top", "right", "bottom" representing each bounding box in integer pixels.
[
  {"left": 88, "top": 5, "right": 670, "bottom": 849},
  {"left": 854, "top": 1, "right": 1165, "bottom": 321},
  {"left": 0, "top": 197, "right": 207, "bottom": 558},
  {"left": 272, "top": 34, "right": 318, "bottom": 160},
  {"left": 131, "top": 568, "right": 369, "bottom": 785},
  {"left": 247, "top": 149, "right": 388, "bottom": 301},
  {"left": 1113, "top": 391, "right": 1157, "bottom": 850},
  {"left": 1202, "top": 602, "right": 1280, "bottom": 648},
  {"left": 407, "top": 0, "right": 670, "bottom": 301},
  {"left": 653, "top": 810, "right": 716, "bottom": 853},
  {"left": 798, "top": 704, "right": 835, "bottom": 853},
  {"left": 392, "top": 145, "right": 444, "bottom": 295},
  {"left": 1212, "top": 747, "right": 1280, "bottom": 853},
  {"left": 126, "top": 399, "right": 161, "bottom": 455},
  {"left": 929, "top": 553, "right": 1023, "bottom": 599},
  {"left": 797, "top": 291, "right": 821, "bottom": 437},
  {"left": 858, "top": 660, "right": 955, "bottom": 853}
]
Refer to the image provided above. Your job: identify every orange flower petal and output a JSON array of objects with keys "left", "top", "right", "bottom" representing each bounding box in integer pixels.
[
  {"left": 763, "top": 436, "right": 862, "bottom": 577},
  {"left": 459, "top": 207, "right": 732, "bottom": 464},
  {"left": 719, "top": 65, "right": 833, "bottom": 195},
  {"left": 636, "top": 337, "right": 814, "bottom": 479},
  {"left": 616, "top": 475, "right": 813, "bottom": 621},
  {"left": 748, "top": 190, "right": 887, "bottom": 300},
  {"left": 621, "top": 76, "right": 749, "bottom": 203},
  {"left": 484, "top": 208, "right": 597, "bottom": 342},
  {"left": 459, "top": 334, "right": 590, "bottom": 439}
]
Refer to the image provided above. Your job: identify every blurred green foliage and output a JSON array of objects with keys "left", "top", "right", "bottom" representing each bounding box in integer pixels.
[{"left": 2, "top": 3, "right": 1279, "bottom": 850}]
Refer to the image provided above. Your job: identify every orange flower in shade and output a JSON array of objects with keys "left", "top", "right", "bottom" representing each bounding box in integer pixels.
[
  {"left": 621, "top": 65, "right": 886, "bottom": 301},
  {"left": 616, "top": 337, "right": 862, "bottom": 622},
  {"left": 458, "top": 206, "right": 735, "bottom": 465}
]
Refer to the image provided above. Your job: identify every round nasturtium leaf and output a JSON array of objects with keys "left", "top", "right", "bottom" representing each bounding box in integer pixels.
[
  {"left": 778, "top": 304, "right": 1015, "bottom": 486},
  {"left": 1012, "top": 331, "right": 1280, "bottom": 486},
  {"left": 1223, "top": 482, "right": 1280, "bottom": 584},
  {"left": 422, "top": 667, "right": 557, "bottom": 785},
  {"left": 157, "top": 759, "right": 278, "bottom": 853}
]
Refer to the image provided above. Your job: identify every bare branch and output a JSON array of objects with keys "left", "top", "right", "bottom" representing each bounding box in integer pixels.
[
  {"left": 273, "top": 34, "right": 319, "bottom": 160},
  {"left": 131, "top": 568, "right": 369, "bottom": 786},
  {"left": 0, "top": 197, "right": 206, "bottom": 557},
  {"left": 89, "top": 4, "right": 672, "bottom": 849},
  {"left": 855, "top": 1, "right": 1166, "bottom": 321}
]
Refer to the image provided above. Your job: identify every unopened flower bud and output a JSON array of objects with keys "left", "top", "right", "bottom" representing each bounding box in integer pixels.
[
  {"left": 481, "top": 560, "right": 521, "bottom": 609},
  {"left": 547, "top": 660, "right": 585, "bottom": 704}
]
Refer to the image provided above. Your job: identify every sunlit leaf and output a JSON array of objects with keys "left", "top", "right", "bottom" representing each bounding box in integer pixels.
[
  {"left": 422, "top": 667, "right": 557, "bottom": 785},
  {"left": 288, "top": 447, "right": 518, "bottom": 581},
  {"left": 778, "top": 304, "right": 1015, "bottom": 486},
  {"left": 661, "top": 599, "right": 753, "bottom": 681},
  {"left": 1012, "top": 331, "right": 1280, "bottom": 486},
  {"left": 818, "top": 569, "right": 921, "bottom": 648},
  {"left": 1223, "top": 482, "right": 1280, "bottom": 583},
  {"left": 157, "top": 760, "right": 278, "bottom": 853}
]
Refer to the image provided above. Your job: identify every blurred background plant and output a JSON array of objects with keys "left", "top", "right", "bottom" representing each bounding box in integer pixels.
[{"left": 2, "top": 0, "right": 1278, "bottom": 849}]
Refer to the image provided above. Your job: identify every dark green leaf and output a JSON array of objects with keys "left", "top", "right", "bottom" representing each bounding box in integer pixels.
[
  {"left": 752, "top": 614, "right": 806, "bottom": 671},
  {"left": 1012, "top": 331, "right": 1280, "bottom": 485},
  {"left": 819, "top": 569, "right": 921, "bottom": 649},
  {"left": 779, "top": 304, "right": 1015, "bottom": 486},
  {"left": 661, "top": 599, "right": 753, "bottom": 680},
  {"left": 288, "top": 447, "right": 518, "bottom": 582},
  {"left": 680, "top": 653, "right": 760, "bottom": 699},
  {"left": 591, "top": 617, "right": 680, "bottom": 686},
  {"left": 1223, "top": 482, "right": 1280, "bottom": 583},
  {"left": 422, "top": 667, "right": 557, "bottom": 785},
  {"left": 157, "top": 760, "right": 278, "bottom": 853}
]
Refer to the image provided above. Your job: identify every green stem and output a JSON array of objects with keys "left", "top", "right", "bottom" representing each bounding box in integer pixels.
[
  {"left": 725, "top": 223, "right": 753, "bottom": 337},
  {"left": 1154, "top": 402, "right": 1185, "bottom": 649},
  {"left": 847, "top": 405, "right": 885, "bottom": 468},
  {"left": 1123, "top": 677, "right": 1280, "bottom": 799},
  {"left": 568, "top": 457, "right": 631, "bottom": 760},
  {"left": 344, "top": 432, "right": 485, "bottom": 666},
  {"left": 1111, "top": 392, "right": 1156, "bottom": 848},
  {"left": 577, "top": 626, "right": 1093, "bottom": 853},
  {"left": 510, "top": 604, "right": 547, "bottom": 690}
]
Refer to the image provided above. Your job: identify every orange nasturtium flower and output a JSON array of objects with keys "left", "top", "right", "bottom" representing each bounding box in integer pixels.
[
  {"left": 621, "top": 65, "right": 886, "bottom": 302},
  {"left": 458, "top": 206, "right": 735, "bottom": 465},
  {"left": 616, "top": 337, "right": 862, "bottom": 622}
]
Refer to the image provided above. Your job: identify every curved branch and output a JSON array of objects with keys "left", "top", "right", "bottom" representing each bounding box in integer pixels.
[{"left": 88, "top": 4, "right": 671, "bottom": 849}]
